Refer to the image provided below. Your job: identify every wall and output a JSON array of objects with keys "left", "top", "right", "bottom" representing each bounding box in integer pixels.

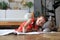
[
  {"left": 56, "top": 7, "right": 60, "bottom": 27},
  {"left": 34, "top": 0, "right": 42, "bottom": 17},
  {"left": 0, "top": 0, "right": 34, "bottom": 12}
]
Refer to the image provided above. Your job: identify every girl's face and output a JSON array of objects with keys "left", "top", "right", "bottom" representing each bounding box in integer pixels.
[{"left": 36, "top": 17, "right": 46, "bottom": 26}]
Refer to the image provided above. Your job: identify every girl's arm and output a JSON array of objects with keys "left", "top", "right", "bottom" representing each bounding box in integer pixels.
[
  {"left": 16, "top": 18, "right": 32, "bottom": 32},
  {"left": 23, "top": 18, "right": 33, "bottom": 33},
  {"left": 23, "top": 12, "right": 34, "bottom": 33},
  {"left": 17, "top": 12, "right": 34, "bottom": 32}
]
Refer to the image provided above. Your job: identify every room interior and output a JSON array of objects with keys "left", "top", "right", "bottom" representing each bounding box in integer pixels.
[
  {"left": 0, "top": 0, "right": 59, "bottom": 30},
  {"left": 0, "top": 0, "right": 34, "bottom": 29},
  {"left": 0, "top": 0, "right": 60, "bottom": 40}
]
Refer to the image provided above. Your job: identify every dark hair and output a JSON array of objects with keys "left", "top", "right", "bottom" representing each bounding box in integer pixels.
[{"left": 36, "top": 15, "right": 48, "bottom": 21}]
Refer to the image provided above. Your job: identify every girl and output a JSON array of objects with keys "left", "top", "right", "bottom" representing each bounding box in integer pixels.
[{"left": 16, "top": 14, "right": 47, "bottom": 33}]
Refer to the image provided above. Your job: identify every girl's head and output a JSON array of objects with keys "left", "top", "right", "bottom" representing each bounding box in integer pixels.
[{"left": 36, "top": 15, "right": 47, "bottom": 26}]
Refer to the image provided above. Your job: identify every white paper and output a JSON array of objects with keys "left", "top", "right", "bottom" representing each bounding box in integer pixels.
[
  {"left": 0, "top": 29, "right": 15, "bottom": 36},
  {"left": 15, "top": 31, "right": 41, "bottom": 35},
  {"left": 0, "top": 29, "right": 42, "bottom": 35},
  {"left": 0, "top": 29, "right": 56, "bottom": 36}
]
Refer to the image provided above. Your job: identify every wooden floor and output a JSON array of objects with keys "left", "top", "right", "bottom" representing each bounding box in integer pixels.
[{"left": 0, "top": 32, "right": 60, "bottom": 40}]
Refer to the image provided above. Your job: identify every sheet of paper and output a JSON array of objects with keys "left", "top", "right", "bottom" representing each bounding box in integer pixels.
[
  {"left": 0, "top": 29, "right": 57, "bottom": 36},
  {"left": 15, "top": 31, "right": 57, "bottom": 35},
  {"left": 0, "top": 29, "right": 15, "bottom": 36},
  {"left": 15, "top": 31, "right": 45, "bottom": 35},
  {"left": 0, "top": 29, "right": 42, "bottom": 35}
]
